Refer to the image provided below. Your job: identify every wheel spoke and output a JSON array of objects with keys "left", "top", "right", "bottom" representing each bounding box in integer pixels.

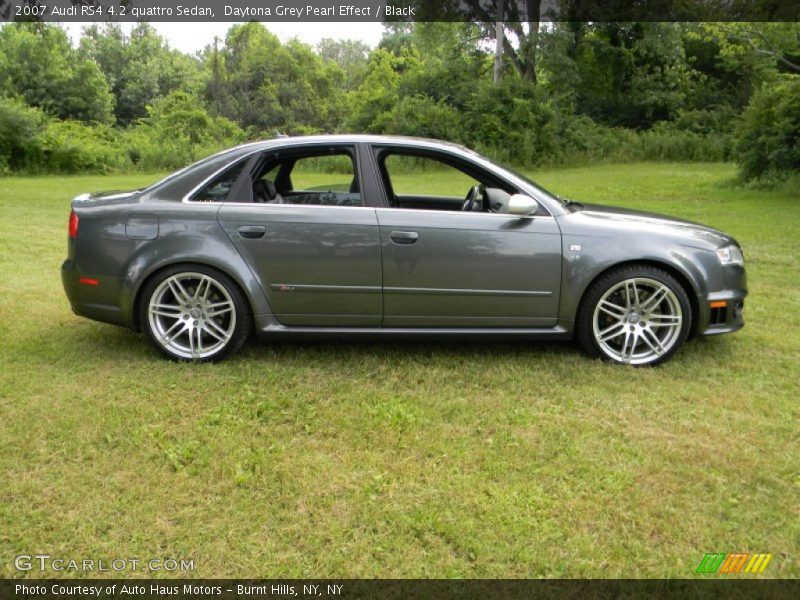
[
  {"left": 598, "top": 322, "right": 626, "bottom": 342},
  {"left": 202, "top": 322, "right": 225, "bottom": 342},
  {"left": 151, "top": 302, "right": 183, "bottom": 318},
  {"left": 599, "top": 299, "right": 626, "bottom": 318},
  {"left": 643, "top": 285, "right": 669, "bottom": 311},
  {"left": 205, "top": 317, "right": 231, "bottom": 342},
  {"left": 151, "top": 302, "right": 181, "bottom": 312},
  {"left": 640, "top": 328, "right": 664, "bottom": 355},
  {"left": 649, "top": 313, "right": 682, "bottom": 328},
  {"left": 193, "top": 276, "right": 210, "bottom": 301},
  {"left": 167, "top": 278, "right": 191, "bottom": 305},
  {"left": 624, "top": 281, "right": 634, "bottom": 308},
  {"left": 188, "top": 324, "right": 197, "bottom": 357},
  {"left": 160, "top": 319, "right": 185, "bottom": 344},
  {"left": 619, "top": 330, "right": 637, "bottom": 362},
  {"left": 206, "top": 305, "right": 233, "bottom": 318}
]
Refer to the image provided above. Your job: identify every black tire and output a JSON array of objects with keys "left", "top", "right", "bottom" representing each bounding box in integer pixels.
[
  {"left": 576, "top": 264, "right": 692, "bottom": 366},
  {"left": 139, "top": 264, "right": 252, "bottom": 362}
]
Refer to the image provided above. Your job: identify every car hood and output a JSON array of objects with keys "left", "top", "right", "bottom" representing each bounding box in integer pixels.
[{"left": 568, "top": 202, "right": 737, "bottom": 249}]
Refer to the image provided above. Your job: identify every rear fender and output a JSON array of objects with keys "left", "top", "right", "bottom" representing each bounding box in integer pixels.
[{"left": 121, "top": 217, "right": 272, "bottom": 330}]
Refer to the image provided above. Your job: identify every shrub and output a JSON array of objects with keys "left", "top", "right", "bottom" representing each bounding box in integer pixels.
[
  {"left": 735, "top": 77, "right": 800, "bottom": 181},
  {"left": 122, "top": 92, "right": 245, "bottom": 171},
  {"left": 0, "top": 96, "right": 46, "bottom": 173},
  {"left": 40, "top": 120, "right": 128, "bottom": 173}
]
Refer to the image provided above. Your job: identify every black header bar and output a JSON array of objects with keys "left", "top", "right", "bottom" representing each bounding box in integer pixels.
[{"left": 1, "top": 0, "right": 799, "bottom": 23}]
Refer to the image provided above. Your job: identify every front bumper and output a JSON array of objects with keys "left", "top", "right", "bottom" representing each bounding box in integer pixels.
[{"left": 696, "top": 264, "right": 747, "bottom": 336}]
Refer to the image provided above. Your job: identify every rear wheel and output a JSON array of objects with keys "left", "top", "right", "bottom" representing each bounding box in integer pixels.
[
  {"left": 577, "top": 265, "right": 692, "bottom": 366},
  {"left": 140, "top": 265, "right": 251, "bottom": 361}
]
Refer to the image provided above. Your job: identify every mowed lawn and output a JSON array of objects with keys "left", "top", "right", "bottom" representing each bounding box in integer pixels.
[{"left": 0, "top": 163, "right": 797, "bottom": 578}]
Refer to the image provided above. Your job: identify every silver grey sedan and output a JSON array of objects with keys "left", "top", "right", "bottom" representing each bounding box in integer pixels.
[{"left": 61, "top": 135, "right": 746, "bottom": 365}]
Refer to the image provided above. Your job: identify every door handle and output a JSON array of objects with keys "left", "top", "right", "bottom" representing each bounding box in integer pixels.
[
  {"left": 390, "top": 230, "right": 419, "bottom": 244},
  {"left": 238, "top": 225, "right": 266, "bottom": 239}
]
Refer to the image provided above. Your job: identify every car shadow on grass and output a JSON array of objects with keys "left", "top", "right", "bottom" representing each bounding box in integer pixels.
[{"left": 44, "top": 318, "right": 737, "bottom": 370}]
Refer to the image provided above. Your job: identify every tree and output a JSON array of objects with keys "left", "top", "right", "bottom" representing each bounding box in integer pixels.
[
  {"left": 569, "top": 23, "right": 691, "bottom": 128},
  {"left": 463, "top": 0, "right": 544, "bottom": 84},
  {"left": 317, "top": 38, "right": 371, "bottom": 90},
  {"left": 204, "top": 23, "right": 344, "bottom": 134},
  {"left": 80, "top": 23, "right": 202, "bottom": 125},
  {"left": 0, "top": 23, "right": 114, "bottom": 123}
]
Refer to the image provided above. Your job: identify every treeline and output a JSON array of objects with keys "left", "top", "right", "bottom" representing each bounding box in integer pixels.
[{"left": 0, "top": 21, "right": 798, "bottom": 181}]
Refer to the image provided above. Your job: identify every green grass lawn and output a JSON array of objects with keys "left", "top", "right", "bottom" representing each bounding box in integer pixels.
[{"left": 0, "top": 163, "right": 797, "bottom": 578}]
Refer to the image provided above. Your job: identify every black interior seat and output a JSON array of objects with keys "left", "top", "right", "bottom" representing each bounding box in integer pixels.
[{"left": 253, "top": 179, "right": 283, "bottom": 203}]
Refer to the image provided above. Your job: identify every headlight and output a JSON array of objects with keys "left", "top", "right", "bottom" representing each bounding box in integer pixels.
[{"left": 715, "top": 245, "right": 744, "bottom": 266}]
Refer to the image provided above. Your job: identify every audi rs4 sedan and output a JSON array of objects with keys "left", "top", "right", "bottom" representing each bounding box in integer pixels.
[{"left": 62, "top": 135, "right": 746, "bottom": 365}]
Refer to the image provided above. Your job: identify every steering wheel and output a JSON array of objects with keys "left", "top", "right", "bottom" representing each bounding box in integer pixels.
[{"left": 461, "top": 184, "right": 483, "bottom": 212}]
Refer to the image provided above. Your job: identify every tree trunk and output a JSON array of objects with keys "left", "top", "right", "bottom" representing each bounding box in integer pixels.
[
  {"left": 522, "top": 0, "right": 541, "bottom": 85},
  {"left": 494, "top": 0, "right": 505, "bottom": 84}
]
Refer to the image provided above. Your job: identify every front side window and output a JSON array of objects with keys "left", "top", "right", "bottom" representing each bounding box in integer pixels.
[
  {"left": 379, "top": 151, "right": 513, "bottom": 213},
  {"left": 384, "top": 154, "right": 479, "bottom": 199}
]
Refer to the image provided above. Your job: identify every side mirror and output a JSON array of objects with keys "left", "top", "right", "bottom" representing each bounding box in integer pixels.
[{"left": 508, "top": 194, "right": 539, "bottom": 216}]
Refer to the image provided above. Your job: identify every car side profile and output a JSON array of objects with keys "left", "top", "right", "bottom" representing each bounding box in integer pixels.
[{"left": 61, "top": 135, "right": 746, "bottom": 365}]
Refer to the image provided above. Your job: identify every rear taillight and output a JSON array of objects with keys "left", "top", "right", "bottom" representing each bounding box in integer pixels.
[{"left": 68, "top": 210, "right": 79, "bottom": 238}]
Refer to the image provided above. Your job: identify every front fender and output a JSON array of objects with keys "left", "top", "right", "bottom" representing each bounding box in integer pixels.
[{"left": 557, "top": 233, "right": 719, "bottom": 326}]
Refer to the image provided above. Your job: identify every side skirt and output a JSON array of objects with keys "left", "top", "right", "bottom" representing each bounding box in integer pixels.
[{"left": 254, "top": 314, "right": 572, "bottom": 341}]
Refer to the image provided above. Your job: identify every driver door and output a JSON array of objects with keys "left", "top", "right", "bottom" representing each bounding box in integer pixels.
[{"left": 374, "top": 150, "right": 562, "bottom": 327}]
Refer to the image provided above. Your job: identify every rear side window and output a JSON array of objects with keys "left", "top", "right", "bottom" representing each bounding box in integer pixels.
[
  {"left": 191, "top": 159, "right": 248, "bottom": 202},
  {"left": 252, "top": 149, "right": 362, "bottom": 207},
  {"left": 291, "top": 154, "right": 356, "bottom": 194}
]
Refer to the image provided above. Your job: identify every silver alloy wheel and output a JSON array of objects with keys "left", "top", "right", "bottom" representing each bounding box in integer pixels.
[
  {"left": 592, "top": 277, "right": 683, "bottom": 365},
  {"left": 147, "top": 272, "right": 236, "bottom": 359}
]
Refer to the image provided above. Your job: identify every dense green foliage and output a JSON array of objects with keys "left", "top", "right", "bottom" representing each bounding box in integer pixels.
[
  {"left": 0, "top": 21, "right": 797, "bottom": 180},
  {"left": 736, "top": 77, "right": 800, "bottom": 181}
]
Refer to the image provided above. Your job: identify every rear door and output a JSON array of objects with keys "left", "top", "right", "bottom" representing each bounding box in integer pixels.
[{"left": 216, "top": 145, "right": 382, "bottom": 326}]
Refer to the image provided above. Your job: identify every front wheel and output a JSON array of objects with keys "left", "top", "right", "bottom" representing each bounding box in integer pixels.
[
  {"left": 576, "top": 265, "right": 692, "bottom": 366},
  {"left": 140, "top": 265, "right": 251, "bottom": 361}
]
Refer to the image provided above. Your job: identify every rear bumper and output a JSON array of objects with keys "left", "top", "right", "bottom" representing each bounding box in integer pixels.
[{"left": 61, "top": 259, "right": 126, "bottom": 327}]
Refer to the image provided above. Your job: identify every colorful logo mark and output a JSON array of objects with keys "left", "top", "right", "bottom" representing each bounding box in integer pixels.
[{"left": 696, "top": 553, "right": 772, "bottom": 574}]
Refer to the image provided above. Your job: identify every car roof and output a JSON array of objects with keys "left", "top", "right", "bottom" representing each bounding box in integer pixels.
[{"left": 230, "top": 134, "right": 472, "bottom": 154}]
